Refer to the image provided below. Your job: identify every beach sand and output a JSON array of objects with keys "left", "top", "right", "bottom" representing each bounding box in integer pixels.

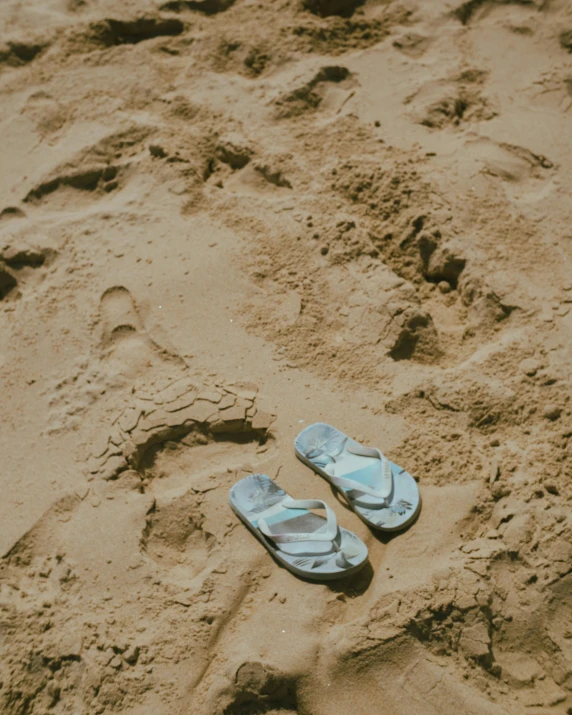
[{"left": 1, "top": 0, "right": 571, "bottom": 713}]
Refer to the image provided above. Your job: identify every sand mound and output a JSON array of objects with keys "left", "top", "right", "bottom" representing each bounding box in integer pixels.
[{"left": 0, "top": 0, "right": 571, "bottom": 713}]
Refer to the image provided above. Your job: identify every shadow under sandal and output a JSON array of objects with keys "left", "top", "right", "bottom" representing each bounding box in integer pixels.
[
  {"left": 229, "top": 474, "right": 368, "bottom": 581},
  {"left": 295, "top": 423, "right": 420, "bottom": 532}
]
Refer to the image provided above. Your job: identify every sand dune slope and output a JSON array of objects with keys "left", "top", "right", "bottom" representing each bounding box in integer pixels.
[{"left": 1, "top": 0, "right": 571, "bottom": 713}]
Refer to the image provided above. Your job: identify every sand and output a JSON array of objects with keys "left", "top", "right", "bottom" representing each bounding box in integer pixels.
[{"left": 1, "top": 0, "right": 571, "bottom": 712}]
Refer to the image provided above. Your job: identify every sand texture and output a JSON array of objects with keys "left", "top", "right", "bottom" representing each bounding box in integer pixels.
[{"left": 1, "top": 0, "right": 572, "bottom": 713}]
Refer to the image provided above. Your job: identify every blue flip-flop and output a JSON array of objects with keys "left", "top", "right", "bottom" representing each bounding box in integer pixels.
[
  {"left": 295, "top": 423, "right": 420, "bottom": 532},
  {"left": 229, "top": 474, "right": 368, "bottom": 581}
]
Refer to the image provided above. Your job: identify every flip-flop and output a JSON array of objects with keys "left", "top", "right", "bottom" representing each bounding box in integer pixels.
[
  {"left": 229, "top": 474, "right": 368, "bottom": 581},
  {"left": 295, "top": 423, "right": 420, "bottom": 532}
]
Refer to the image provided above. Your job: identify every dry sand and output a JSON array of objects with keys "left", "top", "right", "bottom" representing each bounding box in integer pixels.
[{"left": 1, "top": 0, "right": 571, "bottom": 712}]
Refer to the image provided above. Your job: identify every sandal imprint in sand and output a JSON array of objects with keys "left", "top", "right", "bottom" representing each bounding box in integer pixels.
[
  {"left": 295, "top": 423, "right": 420, "bottom": 532},
  {"left": 229, "top": 474, "right": 368, "bottom": 581}
]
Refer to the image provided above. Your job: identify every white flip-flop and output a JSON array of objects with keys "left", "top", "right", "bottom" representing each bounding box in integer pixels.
[
  {"left": 295, "top": 423, "right": 420, "bottom": 532},
  {"left": 229, "top": 474, "right": 368, "bottom": 581}
]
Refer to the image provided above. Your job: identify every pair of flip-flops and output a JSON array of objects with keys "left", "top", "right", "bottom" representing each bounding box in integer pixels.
[{"left": 229, "top": 423, "right": 420, "bottom": 581}]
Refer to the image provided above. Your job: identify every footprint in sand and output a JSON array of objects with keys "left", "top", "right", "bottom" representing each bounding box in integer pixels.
[
  {"left": 100, "top": 285, "right": 145, "bottom": 347},
  {"left": 141, "top": 495, "right": 216, "bottom": 579},
  {"left": 99, "top": 285, "right": 180, "bottom": 378},
  {"left": 45, "top": 286, "right": 181, "bottom": 432}
]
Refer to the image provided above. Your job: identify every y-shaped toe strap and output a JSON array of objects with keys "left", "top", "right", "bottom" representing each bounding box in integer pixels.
[
  {"left": 326, "top": 444, "right": 393, "bottom": 504},
  {"left": 258, "top": 497, "right": 338, "bottom": 544}
]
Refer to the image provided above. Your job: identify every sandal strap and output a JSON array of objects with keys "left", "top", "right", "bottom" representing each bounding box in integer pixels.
[
  {"left": 258, "top": 497, "right": 338, "bottom": 544},
  {"left": 329, "top": 444, "right": 393, "bottom": 502}
]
